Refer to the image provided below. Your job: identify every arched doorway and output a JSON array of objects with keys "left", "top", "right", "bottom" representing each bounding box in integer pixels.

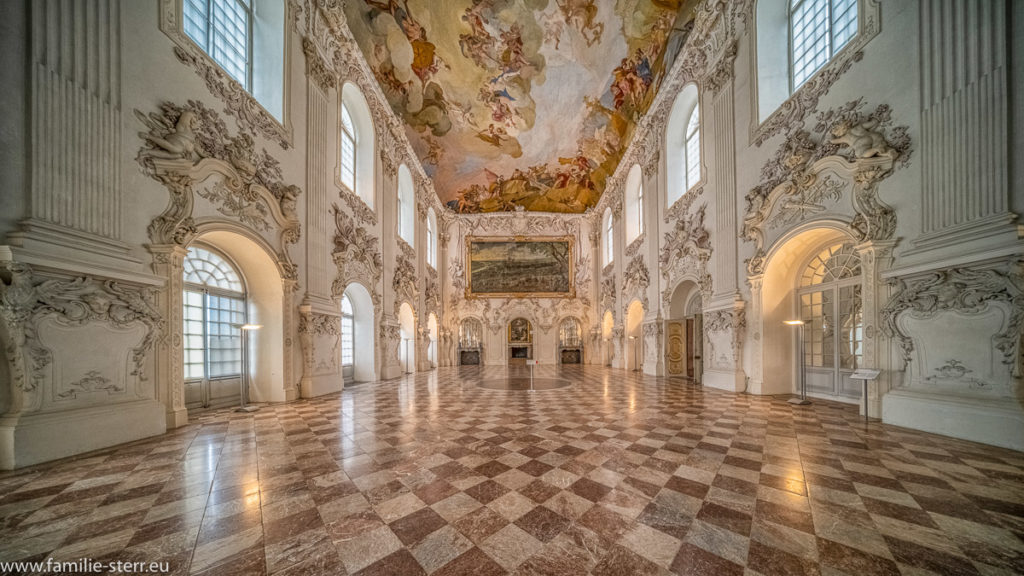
[
  {"left": 797, "top": 242, "right": 863, "bottom": 399},
  {"left": 458, "top": 318, "right": 483, "bottom": 365},
  {"left": 508, "top": 317, "right": 532, "bottom": 365},
  {"left": 666, "top": 281, "right": 703, "bottom": 382},
  {"left": 625, "top": 301, "right": 644, "bottom": 372},
  {"left": 398, "top": 302, "right": 416, "bottom": 374},
  {"left": 427, "top": 313, "right": 438, "bottom": 369},
  {"left": 342, "top": 283, "right": 376, "bottom": 382},
  {"left": 185, "top": 230, "right": 286, "bottom": 405},
  {"left": 558, "top": 317, "right": 582, "bottom": 364},
  {"left": 601, "top": 310, "right": 614, "bottom": 366},
  {"left": 757, "top": 224, "right": 863, "bottom": 400}
]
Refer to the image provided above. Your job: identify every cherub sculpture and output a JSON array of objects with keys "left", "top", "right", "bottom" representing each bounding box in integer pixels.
[
  {"left": 830, "top": 118, "right": 893, "bottom": 159},
  {"left": 136, "top": 109, "right": 199, "bottom": 161}
]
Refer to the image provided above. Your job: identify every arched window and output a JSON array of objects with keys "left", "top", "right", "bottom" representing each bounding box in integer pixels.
[
  {"left": 603, "top": 208, "right": 614, "bottom": 267},
  {"left": 340, "top": 83, "right": 376, "bottom": 208},
  {"left": 426, "top": 208, "right": 438, "bottom": 269},
  {"left": 684, "top": 104, "right": 701, "bottom": 191},
  {"left": 790, "top": 0, "right": 858, "bottom": 89},
  {"left": 798, "top": 242, "right": 862, "bottom": 372},
  {"left": 341, "top": 294, "right": 354, "bottom": 368},
  {"left": 624, "top": 164, "right": 644, "bottom": 243},
  {"left": 183, "top": 246, "right": 246, "bottom": 381},
  {"left": 397, "top": 164, "right": 415, "bottom": 246},
  {"left": 340, "top": 103, "right": 356, "bottom": 193}
]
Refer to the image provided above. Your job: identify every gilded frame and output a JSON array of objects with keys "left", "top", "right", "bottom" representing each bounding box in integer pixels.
[{"left": 465, "top": 235, "right": 575, "bottom": 298}]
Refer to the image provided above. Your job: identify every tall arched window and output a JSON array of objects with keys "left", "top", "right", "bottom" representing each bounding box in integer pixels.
[
  {"left": 684, "top": 104, "right": 701, "bottom": 191},
  {"left": 340, "top": 83, "right": 376, "bottom": 208},
  {"left": 790, "top": 0, "right": 858, "bottom": 89},
  {"left": 603, "top": 208, "right": 614, "bottom": 267},
  {"left": 397, "top": 164, "right": 415, "bottom": 246},
  {"left": 624, "top": 164, "right": 644, "bottom": 243},
  {"left": 340, "top": 103, "right": 356, "bottom": 193},
  {"left": 798, "top": 243, "right": 862, "bottom": 395},
  {"left": 341, "top": 294, "right": 354, "bottom": 369},
  {"left": 426, "top": 208, "right": 438, "bottom": 269},
  {"left": 183, "top": 246, "right": 246, "bottom": 381}
]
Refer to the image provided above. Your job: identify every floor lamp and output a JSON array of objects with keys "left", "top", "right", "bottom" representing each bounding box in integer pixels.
[
  {"left": 236, "top": 324, "right": 262, "bottom": 413},
  {"left": 784, "top": 320, "right": 811, "bottom": 405},
  {"left": 629, "top": 335, "right": 640, "bottom": 372},
  {"left": 403, "top": 338, "right": 412, "bottom": 374}
]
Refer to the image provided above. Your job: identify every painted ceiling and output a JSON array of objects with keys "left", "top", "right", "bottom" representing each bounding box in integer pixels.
[{"left": 343, "top": 0, "right": 699, "bottom": 213}]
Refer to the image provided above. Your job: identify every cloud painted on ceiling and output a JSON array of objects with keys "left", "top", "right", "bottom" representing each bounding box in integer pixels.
[{"left": 344, "top": 0, "right": 696, "bottom": 213}]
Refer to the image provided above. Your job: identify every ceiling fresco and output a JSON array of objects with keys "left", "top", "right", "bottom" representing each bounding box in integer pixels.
[{"left": 343, "top": 0, "right": 698, "bottom": 213}]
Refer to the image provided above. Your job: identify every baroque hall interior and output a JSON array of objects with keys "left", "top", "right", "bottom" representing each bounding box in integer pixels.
[{"left": 0, "top": 0, "right": 1022, "bottom": 575}]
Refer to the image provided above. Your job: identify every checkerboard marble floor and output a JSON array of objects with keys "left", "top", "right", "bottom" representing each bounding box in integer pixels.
[{"left": 2, "top": 366, "right": 1023, "bottom": 575}]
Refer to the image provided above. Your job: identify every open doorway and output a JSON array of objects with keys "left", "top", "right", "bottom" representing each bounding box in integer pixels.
[{"left": 665, "top": 281, "right": 703, "bottom": 382}]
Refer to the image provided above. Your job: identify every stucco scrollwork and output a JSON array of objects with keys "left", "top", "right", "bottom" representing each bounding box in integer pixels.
[
  {"left": 622, "top": 255, "right": 650, "bottom": 310},
  {"left": 881, "top": 262, "right": 1024, "bottom": 372},
  {"left": 0, "top": 262, "right": 163, "bottom": 402},
  {"left": 742, "top": 100, "right": 911, "bottom": 276},
  {"left": 330, "top": 203, "right": 382, "bottom": 304},
  {"left": 136, "top": 101, "right": 303, "bottom": 281}
]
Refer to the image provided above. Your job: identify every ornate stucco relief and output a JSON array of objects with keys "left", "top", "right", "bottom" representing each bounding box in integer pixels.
[
  {"left": 330, "top": 203, "right": 382, "bottom": 306},
  {"left": 742, "top": 100, "right": 912, "bottom": 276},
  {"left": 159, "top": 0, "right": 293, "bottom": 149},
  {"left": 0, "top": 262, "right": 162, "bottom": 413},
  {"left": 136, "top": 101, "right": 303, "bottom": 281},
  {"left": 881, "top": 260, "right": 1023, "bottom": 397}
]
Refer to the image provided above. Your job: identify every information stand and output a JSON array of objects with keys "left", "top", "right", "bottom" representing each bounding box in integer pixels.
[
  {"left": 850, "top": 369, "right": 881, "bottom": 421},
  {"left": 527, "top": 359, "right": 540, "bottom": 391}
]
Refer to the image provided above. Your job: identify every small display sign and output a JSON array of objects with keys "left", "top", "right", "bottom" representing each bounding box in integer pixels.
[{"left": 850, "top": 369, "right": 881, "bottom": 380}]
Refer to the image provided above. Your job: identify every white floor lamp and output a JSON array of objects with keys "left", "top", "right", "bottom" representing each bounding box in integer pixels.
[
  {"left": 629, "top": 335, "right": 640, "bottom": 372},
  {"left": 403, "top": 338, "right": 412, "bottom": 374},
  {"left": 236, "top": 323, "right": 262, "bottom": 413},
  {"left": 784, "top": 320, "right": 811, "bottom": 406}
]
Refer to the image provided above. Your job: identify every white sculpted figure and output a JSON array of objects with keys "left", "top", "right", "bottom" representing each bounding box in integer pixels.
[
  {"left": 138, "top": 110, "right": 199, "bottom": 161},
  {"left": 830, "top": 118, "right": 893, "bottom": 159}
]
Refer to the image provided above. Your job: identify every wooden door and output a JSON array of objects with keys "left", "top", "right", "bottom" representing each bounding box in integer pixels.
[
  {"left": 666, "top": 321, "right": 685, "bottom": 375},
  {"left": 685, "top": 318, "right": 695, "bottom": 378}
]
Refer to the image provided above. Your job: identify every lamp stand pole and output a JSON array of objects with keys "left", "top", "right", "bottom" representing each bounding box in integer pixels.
[
  {"left": 236, "top": 326, "right": 260, "bottom": 413},
  {"left": 788, "top": 323, "right": 811, "bottom": 406}
]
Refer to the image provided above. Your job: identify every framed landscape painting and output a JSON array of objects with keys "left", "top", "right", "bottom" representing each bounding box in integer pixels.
[{"left": 466, "top": 236, "right": 574, "bottom": 298}]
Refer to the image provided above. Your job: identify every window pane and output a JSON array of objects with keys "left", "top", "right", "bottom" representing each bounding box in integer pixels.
[
  {"left": 184, "top": 247, "right": 244, "bottom": 292},
  {"left": 341, "top": 314, "right": 354, "bottom": 366},
  {"left": 832, "top": 0, "right": 858, "bottom": 50},
  {"left": 183, "top": 0, "right": 209, "bottom": 50},
  {"left": 791, "top": 0, "right": 829, "bottom": 88},
  {"left": 685, "top": 128, "right": 700, "bottom": 190}
]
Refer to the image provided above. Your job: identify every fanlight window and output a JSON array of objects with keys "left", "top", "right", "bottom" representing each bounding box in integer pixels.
[
  {"left": 790, "top": 0, "right": 858, "bottom": 89},
  {"left": 184, "top": 0, "right": 252, "bottom": 89},
  {"left": 340, "top": 103, "right": 357, "bottom": 192},
  {"left": 684, "top": 104, "right": 701, "bottom": 191},
  {"left": 341, "top": 294, "right": 354, "bottom": 367},
  {"left": 559, "top": 318, "right": 581, "bottom": 348},
  {"left": 183, "top": 246, "right": 246, "bottom": 380},
  {"left": 798, "top": 242, "right": 862, "bottom": 370},
  {"left": 800, "top": 243, "right": 862, "bottom": 287},
  {"left": 459, "top": 318, "right": 482, "bottom": 348}
]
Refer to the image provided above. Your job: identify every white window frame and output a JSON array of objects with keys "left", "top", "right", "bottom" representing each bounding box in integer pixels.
[
  {"left": 341, "top": 294, "right": 354, "bottom": 367},
  {"left": 183, "top": 0, "right": 254, "bottom": 90},
  {"left": 182, "top": 246, "right": 247, "bottom": 382},
  {"left": 684, "top": 104, "right": 701, "bottom": 192},
  {"left": 788, "top": 0, "right": 858, "bottom": 90},
  {"left": 340, "top": 102, "right": 357, "bottom": 193},
  {"left": 426, "top": 209, "right": 437, "bottom": 269},
  {"left": 603, "top": 209, "right": 614, "bottom": 267}
]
